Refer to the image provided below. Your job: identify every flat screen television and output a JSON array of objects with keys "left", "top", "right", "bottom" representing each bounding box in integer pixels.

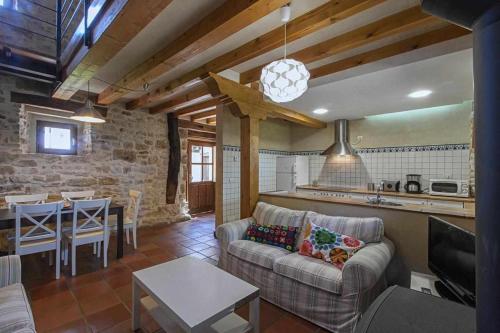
[{"left": 428, "top": 216, "right": 475, "bottom": 307}]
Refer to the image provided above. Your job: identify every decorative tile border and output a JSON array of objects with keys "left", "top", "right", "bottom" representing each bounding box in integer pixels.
[{"left": 223, "top": 144, "right": 469, "bottom": 155}]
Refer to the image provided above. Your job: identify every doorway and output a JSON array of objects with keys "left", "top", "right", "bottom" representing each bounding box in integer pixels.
[{"left": 188, "top": 141, "right": 216, "bottom": 214}]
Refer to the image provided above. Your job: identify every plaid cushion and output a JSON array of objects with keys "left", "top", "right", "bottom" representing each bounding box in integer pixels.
[
  {"left": 297, "top": 211, "right": 384, "bottom": 247},
  {"left": 244, "top": 224, "right": 299, "bottom": 252},
  {"left": 0, "top": 284, "right": 35, "bottom": 333},
  {"left": 252, "top": 202, "right": 306, "bottom": 229},
  {"left": 273, "top": 253, "right": 343, "bottom": 294},
  {"left": 228, "top": 240, "right": 290, "bottom": 269}
]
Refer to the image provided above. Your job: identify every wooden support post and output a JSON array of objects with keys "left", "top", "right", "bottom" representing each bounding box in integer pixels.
[
  {"left": 215, "top": 105, "right": 224, "bottom": 227},
  {"left": 240, "top": 115, "right": 260, "bottom": 219},
  {"left": 166, "top": 113, "right": 180, "bottom": 204}
]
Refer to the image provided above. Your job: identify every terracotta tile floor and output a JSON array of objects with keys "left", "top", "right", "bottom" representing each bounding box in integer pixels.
[{"left": 21, "top": 213, "right": 327, "bottom": 333}]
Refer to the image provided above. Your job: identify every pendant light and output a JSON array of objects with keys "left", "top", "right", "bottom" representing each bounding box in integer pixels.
[
  {"left": 260, "top": 4, "right": 310, "bottom": 103},
  {"left": 70, "top": 81, "right": 106, "bottom": 123}
]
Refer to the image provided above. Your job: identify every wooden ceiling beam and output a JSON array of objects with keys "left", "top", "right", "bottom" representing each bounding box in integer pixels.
[
  {"left": 149, "top": 85, "right": 214, "bottom": 115},
  {"left": 240, "top": 6, "right": 440, "bottom": 84},
  {"left": 127, "top": 0, "right": 383, "bottom": 109},
  {"left": 309, "top": 24, "right": 471, "bottom": 80},
  {"left": 173, "top": 99, "right": 220, "bottom": 117},
  {"left": 178, "top": 119, "right": 216, "bottom": 133},
  {"left": 10, "top": 91, "right": 107, "bottom": 114},
  {"left": 206, "top": 73, "right": 326, "bottom": 129},
  {"left": 190, "top": 109, "right": 217, "bottom": 121},
  {"left": 98, "top": 0, "right": 290, "bottom": 105},
  {"left": 53, "top": 0, "right": 173, "bottom": 100},
  {"left": 206, "top": 117, "right": 217, "bottom": 125},
  {"left": 187, "top": 130, "right": 216, "bottom": 142}
]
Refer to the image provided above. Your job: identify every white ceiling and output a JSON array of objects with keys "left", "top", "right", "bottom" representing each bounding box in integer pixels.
[
  {"left": 90, "top": 0, "right": 474, "bottom": 121},
  {"left": 286, "top": 48, "right": 474, "bottom": 121}
]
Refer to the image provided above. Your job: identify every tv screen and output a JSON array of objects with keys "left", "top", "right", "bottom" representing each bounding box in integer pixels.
[{"left": 428, "top": 216, "right": 475, "bottom": 306}]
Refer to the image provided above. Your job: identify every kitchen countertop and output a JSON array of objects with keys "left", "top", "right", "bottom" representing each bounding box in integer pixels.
[
  {"left": 260, "top": 191, "right": 475, "bottom": 219},
  {"left": 296, "top": 185, "right": 475, "bottom": 203}
]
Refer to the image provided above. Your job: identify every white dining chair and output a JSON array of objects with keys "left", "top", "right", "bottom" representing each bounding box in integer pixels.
[
  {"left": 3, "top": 193, "right": 49, "bottom": 255},
  {"left": 13, "top": 201, "right": 64, "bottom": 279},
  {"left": 5, "top": 193, "right": 49, "bottom": 209},
  {"left": 62, "top": 198, "right": 111, "bottom": 276},
  {"left": 61, "top": 191, "right": 99, "bottom": 254},
  {"left": 107, "top": 190, "right": 142, "bottom": 249},
  {"left": 61, "top": 191, "right": 95, "bottom": 201}
]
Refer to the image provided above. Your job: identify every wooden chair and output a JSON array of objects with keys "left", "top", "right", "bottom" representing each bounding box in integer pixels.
[
  {"left": 107, "top": 190, "right": 143, "bottom": 249},
  {"left": 62, "top": 198, "right": 111, "bottom": 276},
  {"left": 2, "top": 193, "right": 49, "bottom": 254},
  {"left": 13, "top": 202, "right": 64, "bottom": 279},
  {"left": 5, "top": 193, "right": 49, "bottom": 209},
  {"left": 61, "top": 191, "right": 95, "bottom": 201}
]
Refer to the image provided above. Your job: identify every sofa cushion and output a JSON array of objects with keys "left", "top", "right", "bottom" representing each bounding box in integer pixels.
[
  {"left": 252, "top": 202, "right": 306, "bottom": 229},
  {"left": 244, "top": 223, "right": 299, "bottom": 252},
  {"left": 273, "top": 253, "right": 343, "bottom": 294},
  {"left": 296, "top": 211, "right": 384, "bottom": 247},
  {"left": 228, "top": 240, "right": 291, "bottom": 269},
  {"left": 0, "top": 283, "right": 35, "bottom": 333}
]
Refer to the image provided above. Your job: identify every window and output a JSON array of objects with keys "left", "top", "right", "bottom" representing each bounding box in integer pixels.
[
  {"left": 36, "top": 120, "right": 77, "bottom": 155},
  {"left": 190, "top": 144, "right": 215, "bottom": 183}
]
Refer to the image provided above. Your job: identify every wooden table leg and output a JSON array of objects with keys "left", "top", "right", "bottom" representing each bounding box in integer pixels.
[
  {"left": 116, "top": 207, "right": 124, "bottom": 259},
  {"left": 132, "top": 278, "right": 141, "bottom": 331},
  {"left": 249, "top": 296, "right": 260, "bottom": 333}
]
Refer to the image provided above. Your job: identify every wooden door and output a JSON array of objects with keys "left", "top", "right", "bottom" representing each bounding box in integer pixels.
[{"left": 188, "top": 141, "right": 216, "bottom": 214}]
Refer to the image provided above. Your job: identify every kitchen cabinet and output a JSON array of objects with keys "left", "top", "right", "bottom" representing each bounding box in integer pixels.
[{"left": 427, "top": 199, "right": 464, "bottom": 209}]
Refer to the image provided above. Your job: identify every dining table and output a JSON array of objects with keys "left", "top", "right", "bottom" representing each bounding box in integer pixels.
[{"left": 0, "top": 202, "right": 125, "bottom": 259}]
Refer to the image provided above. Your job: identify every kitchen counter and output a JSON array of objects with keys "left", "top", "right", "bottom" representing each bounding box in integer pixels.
[
  {"left": 260, "top": 191, "right": 475, "bottom": 219},
  {"left": 296, "top": 185, "right": 475, "bottom": 203}
]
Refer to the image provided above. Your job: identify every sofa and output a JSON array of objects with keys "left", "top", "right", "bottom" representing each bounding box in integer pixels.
[
  {"left": 0, "top": 255, "right": 36, "bottom": 333},
  {"left": 216, "top": 202, "right": 395, "bottom": 333}
]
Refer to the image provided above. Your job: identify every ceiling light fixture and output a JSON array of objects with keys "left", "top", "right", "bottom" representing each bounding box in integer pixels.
[
  {"left": 313, "top": 108, "right": 329, "bottom": 115},
  {"left": 260, "top": 4, "right": 310, "bottom": 103},
  {"left": 408, "top": 89, "right": 432, "bottom": 98},
  {"left": 70, "top": 81, "right": 106, "bottom": 123}
]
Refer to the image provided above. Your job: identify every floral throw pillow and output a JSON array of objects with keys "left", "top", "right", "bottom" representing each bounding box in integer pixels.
[
  {"left": 299, "top": 221, "right": 365, "bottom": 269},
  {"left": 244, "top": 223, "right": 299, "bottom": 252}
]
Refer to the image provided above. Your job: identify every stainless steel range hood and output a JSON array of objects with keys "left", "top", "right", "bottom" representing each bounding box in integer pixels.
[{"left": 321, "top": 119, "right": 355, "bottom": 156}]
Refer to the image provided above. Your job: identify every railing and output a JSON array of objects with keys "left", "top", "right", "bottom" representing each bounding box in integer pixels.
[{"left": 0, "top": 0, "right": 110, "bottom": 83}]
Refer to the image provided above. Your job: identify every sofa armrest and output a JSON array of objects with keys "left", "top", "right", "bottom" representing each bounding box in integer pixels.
[
  {"left": 0, "top": 255, "right": 22, "bottom": 287},
  {"left": 342, "top": 237, "right": 395, "bottom": 295},
  {"left": 216, "top": 217, "right": 255, "bottom": 250}
]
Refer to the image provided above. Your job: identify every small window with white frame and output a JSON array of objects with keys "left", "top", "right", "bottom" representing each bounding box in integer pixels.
[{"left": 36, "top": 120, "right": 78, "bottom": 155}]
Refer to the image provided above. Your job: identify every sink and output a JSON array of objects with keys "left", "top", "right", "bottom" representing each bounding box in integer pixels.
[{"left": 366, "top": 200, "right": 403, "bottom": 206}]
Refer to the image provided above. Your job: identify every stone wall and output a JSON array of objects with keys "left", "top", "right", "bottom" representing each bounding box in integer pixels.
[{"left": 0, "top": 75, "right": 187, "bottom": 225}]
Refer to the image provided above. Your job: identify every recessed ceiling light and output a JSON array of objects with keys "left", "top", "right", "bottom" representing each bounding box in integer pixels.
[
  {"left": 313, "top": 108, "right": 329, "bottom": 115},
  {"left": 408, "top": 90, "right": 432, "bottom": 98}
]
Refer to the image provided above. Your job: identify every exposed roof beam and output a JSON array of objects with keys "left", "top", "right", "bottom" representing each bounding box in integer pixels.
[
  {"left": 149, "top": 85, "right": 214, "bottom": 115},
  {"left": 310, "top": 24, "right": 470, "bottom": 80},
  {"left": 53, "top": 0, "right": 173, "bottom": 100},
  {"left": 191, "top": 109, "right": 217, "bottom": 121},
  {"left": 206, "top": 117, "right": 217, "bottom": 125},
  {"left": 206, "top": 73, "right": 326, "bottom": 129},
  {"left": 240, "top": 6, "right": 440, "bottom": 84},
  {"left": 127, "top": 0, "right": 383, "bottom": 110},
  {"left": 98, "top": 0, "right": 290, "bottom": 105},
  {"left": 173, "top": 99, "right": 220, "bottom": 117},
  {"left": 187, "top": 130, "right": 216, "bottom": 142},
  {"left": 10, "top": 91, "right": 107, "bottom": 114},
  {"left": 178, "top": 119, "right": 216, "bottom": 133}
]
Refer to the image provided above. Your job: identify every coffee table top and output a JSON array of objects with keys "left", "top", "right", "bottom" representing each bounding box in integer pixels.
[{"left": 133, "top": 257, "right": 259, "bottom": 332}]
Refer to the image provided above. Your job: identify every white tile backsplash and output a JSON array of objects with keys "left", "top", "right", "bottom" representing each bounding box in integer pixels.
[{"left": 222, "top": 144, "right": 470, "bottom": 223}]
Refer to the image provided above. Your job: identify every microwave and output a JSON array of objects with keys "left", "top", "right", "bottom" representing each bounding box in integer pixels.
[{"left": 429, "top": 179, "right": 470, "bottom": 197}]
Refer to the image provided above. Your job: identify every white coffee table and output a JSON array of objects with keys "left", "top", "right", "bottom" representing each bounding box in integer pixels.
[{"left": 132, "top": 257, "right": 260, "bottom": 333}]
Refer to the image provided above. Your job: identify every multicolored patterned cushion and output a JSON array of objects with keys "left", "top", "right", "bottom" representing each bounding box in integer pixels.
[
  {"left": 244, "top": 223, "right": 299, "bottom": 252},
  {"left": 299, "top": 221, "right": 365, "bottom": 269}
]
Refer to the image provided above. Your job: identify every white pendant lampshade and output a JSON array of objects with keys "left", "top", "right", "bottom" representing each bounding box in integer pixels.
[
  {"left": 260, "top": 4, "right": 310, "bottom": 103},
  {"left": 260, "top": 58, "right": 310, "bottom": 103}
]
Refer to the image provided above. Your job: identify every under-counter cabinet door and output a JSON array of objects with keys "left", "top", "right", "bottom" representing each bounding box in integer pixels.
[
  {"left": 390, "top": 197, "right": 427, "bottom": 205},
  {"left": 427, "top": 200, "right": 464, "bottom": 209}
]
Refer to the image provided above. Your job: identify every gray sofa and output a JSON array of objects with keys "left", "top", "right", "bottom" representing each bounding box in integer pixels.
[
  {"left": 0, "top": 255, "right": 36, "bottom": 333},
  {"left": 216, "top": 202, "right": 394, "bottom": 333}
]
